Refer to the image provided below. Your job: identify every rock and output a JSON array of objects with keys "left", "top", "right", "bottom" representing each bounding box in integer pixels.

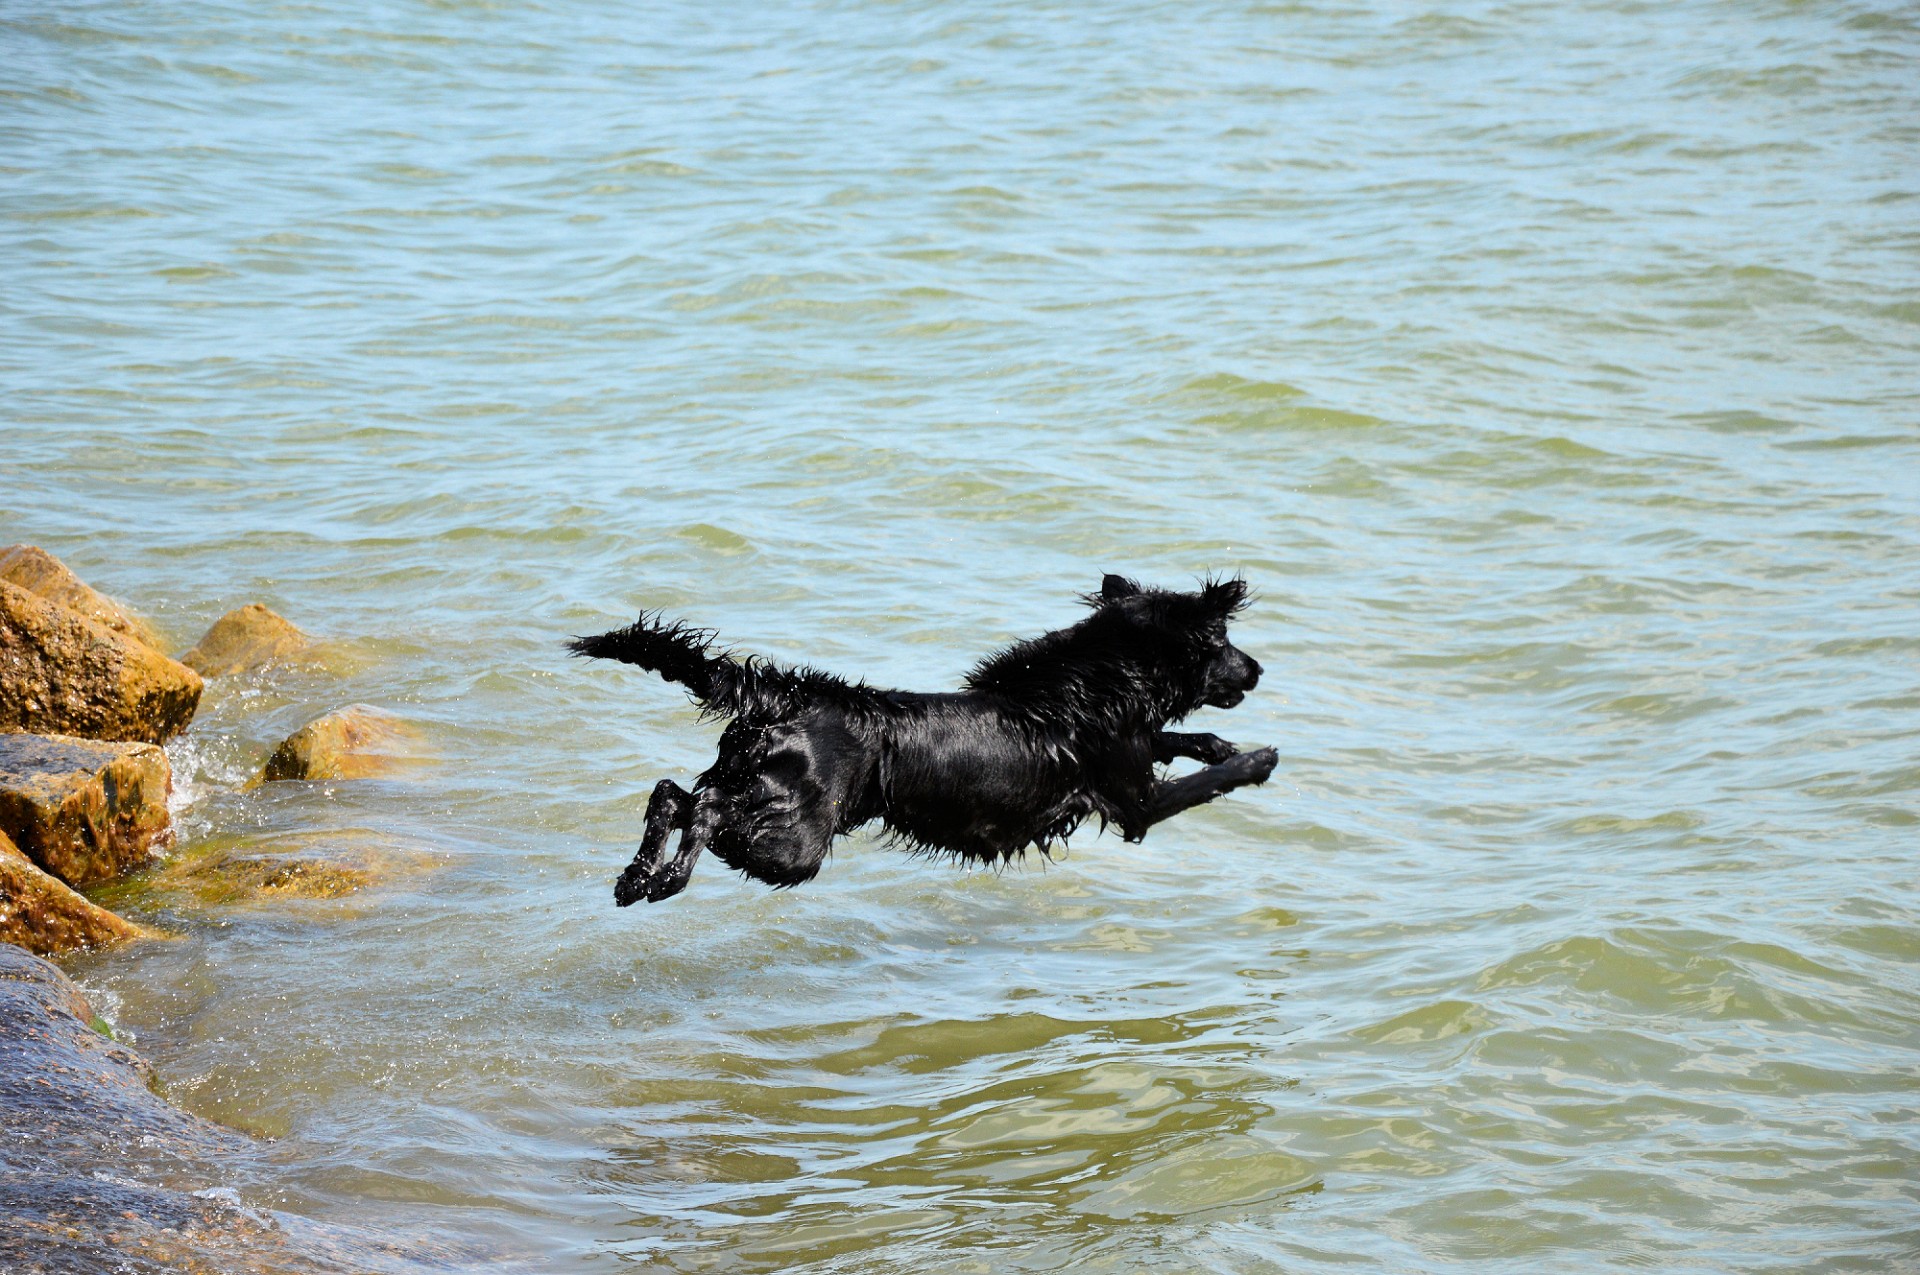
[
  {"left": 0, "top": 944, "right": 461, "bottom": 1273},
  {"left": 259, "top": 705, "right": 422, "bottom": 783},
  {"left": 170, "top": 848, "right": 375, "bottom": 904},
  {"left": 180, "top": 603, "right": 310, "bottom": 676},
  {"left": 0, "top": 942, "right": 254, "bottom": 1270},
  {"left": 0, "top": 580, "right": 203, "bottom": 743},
  {"left": 0, "top": 828, "right": 154, "bottom": 955},
  {"left": 0, "top": 733, "right": 173, "bottom": 889},
  {"left": 108, "top": 831, "right": 430, "bottom": 913},
  {"left": 0, "top": 543, "right": 168, "bottom": 653}
]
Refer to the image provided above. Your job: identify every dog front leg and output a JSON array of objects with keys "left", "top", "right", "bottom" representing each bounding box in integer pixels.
[
  {"left": 1129, "top": 747, "right": 1277, "bottom": 839},
  {"left": 1153, "top": 730, "right": 1239, "bottom": 765}
]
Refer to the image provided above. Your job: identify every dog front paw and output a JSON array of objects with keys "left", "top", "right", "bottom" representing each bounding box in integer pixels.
[
  {"left": 1196, "top": 735, "right": 1239, "bottom": 765},
  {"left": 1241, "top": 746, "right": 1278, "bottom": 784}
]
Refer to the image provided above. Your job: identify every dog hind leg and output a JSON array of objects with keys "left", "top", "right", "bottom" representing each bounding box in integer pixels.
[
  {"left": 631, "top": 791, "right": 728, "bottom": 904},
  {"left": 615, "top": 778, "right": 693, "bottom": 906}
]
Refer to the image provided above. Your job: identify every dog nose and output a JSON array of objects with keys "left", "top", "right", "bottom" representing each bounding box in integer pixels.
[{"left": 1246, "top": 656, "right": 1263, "bottom": 685}]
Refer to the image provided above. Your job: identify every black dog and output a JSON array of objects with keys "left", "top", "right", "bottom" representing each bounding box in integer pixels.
[{"left": 569, "top": 574, "right": 1276, "bottom": 904}]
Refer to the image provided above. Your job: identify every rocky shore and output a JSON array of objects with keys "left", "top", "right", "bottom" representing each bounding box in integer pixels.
[{"left": 0, "top": 547, "right": 435, "bottom": 1271}]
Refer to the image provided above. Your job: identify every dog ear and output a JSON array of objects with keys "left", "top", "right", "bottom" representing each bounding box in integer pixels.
[
  {"left": 1202, "top": 576, "right": 1250, "bottom": 615},
  {"left": 1100, "top": 573, "right": 1142, "bottom": 602}
]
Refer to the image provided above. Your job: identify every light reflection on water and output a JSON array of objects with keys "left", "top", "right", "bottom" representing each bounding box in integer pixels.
[{"left": 7, "top": 0, "right": 1919, "bottom": 1268}]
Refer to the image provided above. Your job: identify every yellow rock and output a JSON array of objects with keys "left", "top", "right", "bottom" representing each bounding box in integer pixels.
[
  {"left": 0, "top": 829, "right": 154, "bottom": 955},
  {"left": 259, "top": 705, "right": 422, "bottom": 783},
  {"left": 0, "top": 580, "right": 202, "bottom": 743},
  {"left": 165, "top": 849, "right": 374, "bottom": 905},
  {"left": 116, "top": 832, "right": 429, "bottom": 909},
  {"left": 180, "top": 603, "right": 311, "bottom": 676},
  {"left": 0, "top": 733, "right": 175, "bottom": 889},
  {"left": 0, "top": 544, "right": 168, "bottom": 653}
]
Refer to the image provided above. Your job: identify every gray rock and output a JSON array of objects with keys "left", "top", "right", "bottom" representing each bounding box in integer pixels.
[{"left": 0, "top": 944, "right": 467, "bottom": 1273}]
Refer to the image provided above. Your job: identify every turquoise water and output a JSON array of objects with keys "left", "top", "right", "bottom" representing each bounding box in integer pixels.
[{"left": 6, "top": 0, "right": 1919, "bottom": 1269}]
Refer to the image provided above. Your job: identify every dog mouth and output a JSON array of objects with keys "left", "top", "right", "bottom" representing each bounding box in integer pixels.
[{"left": 1208, "top": 688, "right": 1246, "bottom": 710}]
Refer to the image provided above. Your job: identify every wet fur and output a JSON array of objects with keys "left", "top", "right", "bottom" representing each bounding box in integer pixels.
[{"left": 568, "top": 574, "right": 1276, "bottom": 904}]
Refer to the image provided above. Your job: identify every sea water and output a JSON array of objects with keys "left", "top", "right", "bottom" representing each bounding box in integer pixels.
[{"left": 5, "top": 0, "right": 1918, "bottom": 1268}]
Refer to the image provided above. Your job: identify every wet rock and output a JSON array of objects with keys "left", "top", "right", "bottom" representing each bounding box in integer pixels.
[
  {"left": 260, "top": 705, "right": 422, "bottom": 783},
  {"left": 0, "top": 543, "right": 168, "bottom": 653},
  {"left": 180, "top": 603, "right": 310, "bottom": 676},
  {"left": 171, "top": 848, "right": 375, "bottom": 905},
  {"left": 0, "top": 828, "right": 154, "bottom": 955},
  {"left": 0, "top": 733, "right": 173, "bottom": 889},
  {"left": 0, "top": 944, "right": 459, "bottom": 1274},
  {"left": 0, "top": 580, "right": 203, "bottom": 743},
  {"left": 0, "top": 943, "right": 253, "bottom": 1272},
  {"left": 104, "top": 832, "right": 431, "bottom": 914}
]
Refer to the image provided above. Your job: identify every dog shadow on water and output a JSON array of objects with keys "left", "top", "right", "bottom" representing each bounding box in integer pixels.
[{"left": 569, "top": 574, "right": 1277, "bottom": 905}]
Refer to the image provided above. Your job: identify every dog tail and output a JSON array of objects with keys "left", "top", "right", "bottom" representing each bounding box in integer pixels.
[{"left": 567, "top": 612, "right": 790, "bottom": 719}]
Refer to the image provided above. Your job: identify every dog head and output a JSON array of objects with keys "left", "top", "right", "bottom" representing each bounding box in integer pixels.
[{"left": 1089, "top": 573, "right": 1263, "bottom": 717}]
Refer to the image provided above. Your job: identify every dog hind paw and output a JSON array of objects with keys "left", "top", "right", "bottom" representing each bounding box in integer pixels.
[
  {"left": 613, "top": 872, "right": 646, "bottom": 907},
  {"left": 614, "top": 858, "right": 697, "bottom": 906}
]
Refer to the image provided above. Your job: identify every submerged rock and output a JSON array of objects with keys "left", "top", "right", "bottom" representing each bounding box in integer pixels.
[
  {"left": 0, "top": 580, "right": 202, "bottom": 744},
  {"left": 169, "top": 848, "right": 375, "bottom": 905},
  {"left": 101, "top": 832, "right": 432, "bottom": 914},
  {"left": 0, "top": 733, "right": 173, "bottom": 889},
  {"left": 0, "top": 829, "right": 154, "bottom": 955},
  {"left": 181, "top": 603, "right": 311, "bottom": 676},
  {"left": 0, "top": 543, "right": 168, "bottom": 653},
  {"left": 259, "top": 705, "right": 422, "bottom": 783}
]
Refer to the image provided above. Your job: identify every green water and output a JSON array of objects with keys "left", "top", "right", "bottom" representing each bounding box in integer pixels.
[{"left": 6, "top": 0, "right": 1919, "bottom": 1269}]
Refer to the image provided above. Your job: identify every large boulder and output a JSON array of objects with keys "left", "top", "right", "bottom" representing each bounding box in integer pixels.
[
  {"left": 0, "top": 943, "right": 255, "bottom": 1270},
  {"left": 0, "top": 945, "right": 458, "bottom": 1272},
  {"left": 0, "top": 828, "right": 152, "bottom": 955},
  {"left": 0, "top": 733, "right": 173, "bottom": 889},
  {"left": 180, "top": 603, "right": 310, "bottom": 676},
  {"left": 0, "top": 544, "right": 167, "bottom": 653},
  {"left": 260, "top": 705, "right": 422, "bottom": 783},
  {"left": 0, "top": 580, "right": 202, "bottom": 743}
]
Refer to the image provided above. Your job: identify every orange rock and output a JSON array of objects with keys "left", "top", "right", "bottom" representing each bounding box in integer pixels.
[
  {"left": 0, "top": 544, "right": 168, "bottom": 653},
  {"left": 0, "top": 581, "right": 202, "bottom": 743},
  {"left": 0, "top": 733, "right": 174, "bottom": 888},
  {"left": 180, "top": 604, "right": 310, "bottom": 676},
  {"left": 259, "top": 705, "right": 422, "bottom": 783},
  {"left": 0, "top": 828, "right": 152, "bottom": 955}
]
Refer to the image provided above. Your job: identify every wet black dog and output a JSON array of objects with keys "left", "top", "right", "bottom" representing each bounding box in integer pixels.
[{"left": 568, "top": 574, "right": 1276, "bottom": 904}]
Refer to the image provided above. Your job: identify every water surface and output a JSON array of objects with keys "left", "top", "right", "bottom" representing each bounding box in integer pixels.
[{"left": 4, "top": 0, "right": 1918, "bottom": 1269}]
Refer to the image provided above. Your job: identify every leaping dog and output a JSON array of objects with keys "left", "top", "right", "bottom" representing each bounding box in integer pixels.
[{"left": 569, "top": 574, "right": 1276, "bottom": 904}]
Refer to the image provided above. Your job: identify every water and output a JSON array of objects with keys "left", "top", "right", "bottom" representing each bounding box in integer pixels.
[{"left": 5, "top": 0, "right": 1919, "bottom": 1268}]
